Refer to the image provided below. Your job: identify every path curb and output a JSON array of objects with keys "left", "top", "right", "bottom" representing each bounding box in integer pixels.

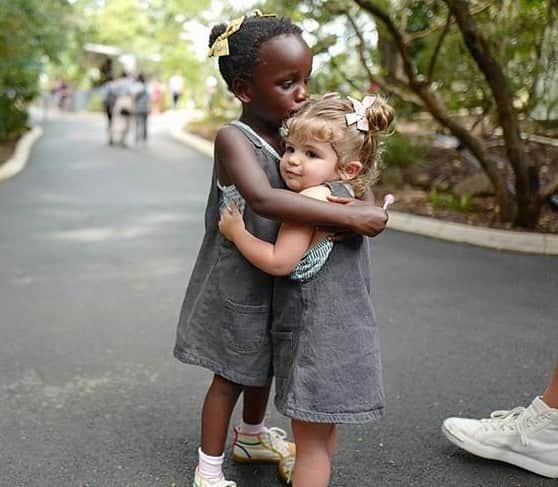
[
  {"left": 172, "top": 127, "right": 558, "bottom": 255},
  {"left": 0, "top": 126, "right": 43, "bottom": 182}
]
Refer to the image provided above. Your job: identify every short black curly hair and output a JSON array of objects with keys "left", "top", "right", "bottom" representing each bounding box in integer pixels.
[{"left": 208, "top": 14, "right": 303, "bottom": 92}]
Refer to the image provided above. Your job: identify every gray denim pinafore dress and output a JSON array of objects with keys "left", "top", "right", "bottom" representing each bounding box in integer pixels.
[
  {"left": 272, "top": 182, "right": 385, "bottom": 423},
  {"left": 174, "top": 121, "right": 284, "bottom": 386}
]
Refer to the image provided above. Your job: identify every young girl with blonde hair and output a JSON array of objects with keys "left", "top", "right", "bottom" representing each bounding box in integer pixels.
[{"left": 219, "top": 93, "right": 395, "bottom": 486}]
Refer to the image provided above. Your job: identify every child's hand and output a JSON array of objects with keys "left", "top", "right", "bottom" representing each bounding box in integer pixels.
[
  {"left": 327, "top": 195, "right": 388, "bottom": 237},
  {"left": 218, "top": 205, "right": 245, "bottom": 241}
]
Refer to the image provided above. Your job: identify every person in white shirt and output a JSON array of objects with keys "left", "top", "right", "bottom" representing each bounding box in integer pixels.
[{"left": 169, "top": 74, "right": 184, "bottom": 109}]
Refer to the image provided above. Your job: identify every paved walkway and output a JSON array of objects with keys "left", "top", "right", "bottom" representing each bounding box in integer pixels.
[{"left": 1, "top": 113, "right": 556, "bottom": 486}]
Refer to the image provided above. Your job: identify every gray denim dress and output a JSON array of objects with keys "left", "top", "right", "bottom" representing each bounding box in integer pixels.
[
  {"left": 174, "top": 121, "right": 284, "bottom": 386},
  {"left": 272, "top": 182, "right": 385, "bottom": 423}
]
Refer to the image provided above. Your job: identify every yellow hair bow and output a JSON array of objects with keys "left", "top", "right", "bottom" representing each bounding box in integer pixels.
[{"left": 208, "top": 10, "right": 277, "bottom": 58}]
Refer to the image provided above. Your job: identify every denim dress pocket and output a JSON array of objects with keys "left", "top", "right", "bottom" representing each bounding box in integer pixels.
[{"left": 223, "top": 299, "right": 269, "bottom": 354}]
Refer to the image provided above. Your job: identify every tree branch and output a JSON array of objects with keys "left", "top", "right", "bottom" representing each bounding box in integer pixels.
[
  {"left": 328, "top": 56, "right": 362, "bottom": 92},
  {"left": 443, "top": 0, "right": 538, "bottom": 224},
  {"left": 526, "top": 0, "right": 558, "bottom": 115},
  {"left": 342, "top": 8, "right": 422, "bottom": 106},
  {"left": 427, "top": 11, "right": 452, "bottom": 83},
  {"left": 406, "top": 4, "right": 490, "bottom": 42},
  {"left": 353, "top": 0, "right": 516, "bottom": 221},
  {"left": 353, "top": 0, "right": 419, "bottom": 87},
  {"left": 470, "top": 95, "right": 492, "bottom": 135},
  {"left": 344, "top": 11, "right": 375, "bottom": 84}
]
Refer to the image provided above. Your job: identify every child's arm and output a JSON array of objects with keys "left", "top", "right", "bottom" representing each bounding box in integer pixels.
[
  {"left": 215, "top": 127, "right": 387, "bottom": 237},
  {"left": 218, "top": 186, "right": 329, "bottom": 276}
]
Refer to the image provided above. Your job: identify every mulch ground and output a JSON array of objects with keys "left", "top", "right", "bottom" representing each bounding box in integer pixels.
[
  {"left": 0, "top": 140, "right": 17, "bottom": 167},
  {"left": 186, "top": 120, "right": 558, "bottom": 234},
  {"left": 375, "top": 137, "right": 558, "bottom": 234}
]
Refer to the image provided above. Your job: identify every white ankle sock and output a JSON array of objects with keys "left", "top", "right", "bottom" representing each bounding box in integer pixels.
[
  {"left": 238, "top": 420, "right": 265, "bottom": 435},
  {"left": 198, "top": 448, "right": 224, "bottom": 480}
]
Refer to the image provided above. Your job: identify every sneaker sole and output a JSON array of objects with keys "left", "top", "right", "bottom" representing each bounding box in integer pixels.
[
  {"left": 441, "top": 423, "right": 558, "bottom": 479},
  {"left": 278, "top": 464, "right": 293, "bottom": 485}
]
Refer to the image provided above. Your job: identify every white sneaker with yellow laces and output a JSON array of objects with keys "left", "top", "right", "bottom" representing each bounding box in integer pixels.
[{"left": 232, "top": 426, "right": 296, "bottom": 483}]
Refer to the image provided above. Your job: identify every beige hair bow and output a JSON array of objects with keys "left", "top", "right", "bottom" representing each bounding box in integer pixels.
[
  {"left": 345, "top": 95, "right": 377, "bottom": 132},
  {"left": 208, "top": 10, "right": 276, "bottom": 58}
]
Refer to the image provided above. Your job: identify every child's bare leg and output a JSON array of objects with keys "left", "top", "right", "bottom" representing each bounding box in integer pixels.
[
  {"left": 542, "top": 364, "right": 558, "bottom": 409},
  {"left": 292, "top": 420, "right": 336, "bottom": 487},
  {"left": 201, "top": 374, "right": 242, "bottom": 455},
  {"left": 242, "top": 381, "right": 272, "bottom": 424}
]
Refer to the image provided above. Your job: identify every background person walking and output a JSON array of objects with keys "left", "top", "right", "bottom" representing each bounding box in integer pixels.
[
  {"left": 111, "top": 72, "right": 134, "bottom": 148},
  {"left": 101, "top": 74, "right": 116, "bottom": 145},
  {"left": 169, "top": 73, "right": 184, "bottom": 109},
  {"left": 132, "top": 73, "right": 151, "bottom": 145}
]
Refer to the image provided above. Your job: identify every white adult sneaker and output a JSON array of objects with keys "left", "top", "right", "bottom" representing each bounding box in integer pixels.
[
  {"left": 193, "top": 468, "right": 237, "bottom": 487},
  {"left": 442, "top": 396, "right": 558, "bottom": 478}
]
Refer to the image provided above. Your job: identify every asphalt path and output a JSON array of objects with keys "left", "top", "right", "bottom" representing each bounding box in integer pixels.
[{"left": 1, "top": 113, "right": 557, "bottom": 487}]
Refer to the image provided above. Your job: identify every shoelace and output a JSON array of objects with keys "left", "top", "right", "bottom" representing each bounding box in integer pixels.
[
  {"left": 481, "top": 406, "right": 531, "bottom": 446},
  {"left": 281, "top": 455, "right": 295, "bottom": 483},
  {"left": 265, "top": 427, "right": 291, "bottom": 457}
]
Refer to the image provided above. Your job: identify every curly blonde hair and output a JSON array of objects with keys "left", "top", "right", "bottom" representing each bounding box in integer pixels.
[{"left": 283, "top": 93, "right": 394, "bottom": 198}]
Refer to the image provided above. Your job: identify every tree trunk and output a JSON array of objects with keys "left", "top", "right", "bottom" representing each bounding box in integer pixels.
[
  {"left": 443, "top": 0, "right": 542, "bottom": 228},
  {"left": 414, "top": 84, "right": 517, "bottom": 222},
  {"left": 353, "top": 0, "right": 518, "bottom": 223}
]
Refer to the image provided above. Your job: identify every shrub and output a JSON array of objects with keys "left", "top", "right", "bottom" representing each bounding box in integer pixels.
[
  {"left": 382, "top": 132, "right": 429, "bottom": 168},
  {"left": 0, "top": 0, "right": 70, "bottom": 141},
  {"left": 429, "top": 189, "right": 472, "bottom": 213}
]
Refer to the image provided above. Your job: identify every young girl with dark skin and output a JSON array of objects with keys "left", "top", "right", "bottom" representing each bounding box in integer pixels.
[
  {"left": 173, "top": 12, "right": 388, "bottom": 487},
  {"left": 219, "top": 93, "right": 393, "bottom": 487}
]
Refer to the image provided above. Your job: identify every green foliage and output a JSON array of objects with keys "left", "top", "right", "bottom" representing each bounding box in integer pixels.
[
  {"left": 84, "top": 92, "right": 104, "bottom": 112},
  {"left": 0, "top": 0, "right": 71, "bottom": 140},
  {"left": 68, "top": 0, "right": 211, "bottom": 99},
  {"left": 383, "top": 0, "right": 554, "bottom": 118},
  {"left": 429, "top": 189, "right": 472, "bottom": 213},
  {"left": 260, "top": 0, "right": 555, "bottom": 124},
  {"left": 187, "top": 113, "right": 234, "bottom": 141},
  {"left": 382, "top": 133, "right": 428, "bottom": 168}
]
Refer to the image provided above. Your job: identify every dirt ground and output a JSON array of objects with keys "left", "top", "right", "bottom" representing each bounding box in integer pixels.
[{"left": 0, "top": 140, "right": 17, "bottom": 167}]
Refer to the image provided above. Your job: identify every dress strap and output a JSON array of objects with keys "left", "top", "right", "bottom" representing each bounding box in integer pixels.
[
  {"left": 228, "top": 120, "right": 281, "bottom": 161},
  {"left": 324, "top": 181, "right": 355, "bottom": 198}
]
